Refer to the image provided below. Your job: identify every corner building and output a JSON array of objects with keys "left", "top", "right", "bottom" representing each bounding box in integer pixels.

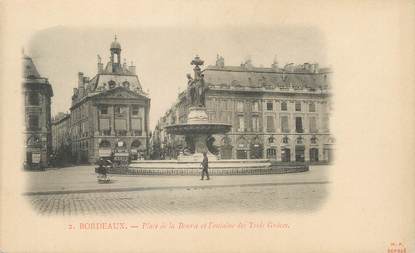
[
  {"left": 23, "top": 55, "right": 54, "bottom": 169},
  {"left": 155, "top": 56, "right": 334, "bottom": 163},
  {"left": 66, "top": 37, "right": 150, "bottom": 163}
]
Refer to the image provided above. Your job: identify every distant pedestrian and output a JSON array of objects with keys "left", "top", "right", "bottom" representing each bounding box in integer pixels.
[
  {"left": 200, "top": 152, "right": 210, "bottom": 180},
  {"left": 97, "top": 158, "right": 107, "bottom": 177}
]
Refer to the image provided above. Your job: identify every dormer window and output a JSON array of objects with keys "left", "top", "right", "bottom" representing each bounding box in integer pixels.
[
  {"left": 108, "top": 80, "right": 116, "bottom": 89},
  {"left": 122, "top": 81, "right": 130, "bottom": 88}
]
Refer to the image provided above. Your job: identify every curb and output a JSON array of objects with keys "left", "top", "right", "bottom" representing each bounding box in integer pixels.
[{"left": 24, "top": 181, "right": 330, "bottom": 196}]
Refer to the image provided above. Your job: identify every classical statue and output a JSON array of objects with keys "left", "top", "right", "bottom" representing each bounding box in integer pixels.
[{"left": 186, "top": 56, "right": 209, "bottom": 107}]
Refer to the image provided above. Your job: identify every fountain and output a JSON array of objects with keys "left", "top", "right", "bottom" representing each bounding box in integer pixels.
[
  {"left": 120, "top": 56, "right": 308, "bottom": 176},
  {"left": 164, "top": 55, "right": 231, "bottom": 162}
]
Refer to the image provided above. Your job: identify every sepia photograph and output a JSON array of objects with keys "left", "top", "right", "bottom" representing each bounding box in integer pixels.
[
  {"left": 23, "top": 26, "right": 333, "bottom": 215},
  {"left": 1, "top": 0, "right": 414, "bottom": 252}
]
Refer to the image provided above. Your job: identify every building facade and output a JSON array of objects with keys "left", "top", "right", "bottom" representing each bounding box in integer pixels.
[
  {"left": 52, "top": 37, "right": 150, "bottom": 164},
  {"left": 153, "top": 56, "right": 334, "bottom": 163},
  {"left": 51, "top": 112, "right": 72, "bottom": 165},
  {"left": 23, "top": 55, "right": 54, "bottom": 169}
]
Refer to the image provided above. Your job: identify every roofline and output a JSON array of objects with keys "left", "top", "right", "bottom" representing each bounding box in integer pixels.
[
  {"left": 70, "top": 86, "right": 150, "bottom": 110},
  {"left": 203, "top": 67, "right": 332, "bottom": 75}
]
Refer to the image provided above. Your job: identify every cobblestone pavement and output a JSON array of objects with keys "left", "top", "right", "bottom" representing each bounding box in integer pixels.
[
  {"left": 26, "top": 165, "right": 329, "bottom": 194},
  {"left": 27, "top": 182, "right": 328, "bottom": 216}
]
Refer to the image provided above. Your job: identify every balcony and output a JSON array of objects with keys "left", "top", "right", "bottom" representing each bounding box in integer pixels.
[{"left": 295, "top": 128, "right": 304, "bottom": 133}]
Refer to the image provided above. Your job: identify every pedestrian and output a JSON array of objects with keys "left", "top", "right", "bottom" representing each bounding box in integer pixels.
[
  {"left": 200, "top": 151, "right": 210, "bottom": 180},
  {"left": 97, "top": 158, "right": 107, "bottom": 177}
]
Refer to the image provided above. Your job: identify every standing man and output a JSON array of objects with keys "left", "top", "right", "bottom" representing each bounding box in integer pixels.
[{"left": 200, "top": 152, "right": 210, "bottom": 180}]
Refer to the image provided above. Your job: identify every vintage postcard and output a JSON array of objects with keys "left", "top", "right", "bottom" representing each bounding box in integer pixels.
[{"left": 0, "top": 0, "right": 414, "bottom": 252}]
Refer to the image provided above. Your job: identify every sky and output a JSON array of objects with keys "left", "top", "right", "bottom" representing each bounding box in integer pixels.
[{"left": 26, "top": 25, "right": 327, "bottom": 130}]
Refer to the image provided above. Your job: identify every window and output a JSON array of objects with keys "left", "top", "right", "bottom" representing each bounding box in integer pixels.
[
  {"left": 266, "top": 102, "right": 273, "bottom": 111},
  {"left": 115, "top": 106, "right": 127, "bottom": 114},
  {"left": 280, "top": 116, "right": 289, "bottom": 133},
  {"left": 295, "top": 117, "right": 303, "bottom": 133},
  {"left": 131, "top": 118, "right": 142, "bottom": 131},
  {"left": 281, "top": 102, "right": 287, "bottom": 111},
  {"left": 268, "top": 136, "right": 275, "bottom": 143},
  {"left": 237, "top": 101, "right": 244, "bottom": 112},
  {"left": 295, "top": 102, "right": 301, "bottom": 111},
  {"left": 237, "top": 115, "right": 245, "bottom": 132},
  {"left": 132, "top": 105, "right": 139, "bottom": 116},
  {"left": 252, "top": 116, "right": 259, "bottom": 132},
  {"left": 122, "top": 81, "right": 130, "bottom": 88},
  {"left": 266, "top": 116, "right": 275, "bottom": 132},
  {"left": 131, "top": 140, "right": 141, "bottom": 148},
  {"left": 309, "top": 117, "right": 317, "bottom": 133},
  {"left": 28, "top": 93, "right": 39, "bottom": 105},
  {"left": 99, "top": 140, "right": 111, "bottom": 148},
  {"left": 252, "top": 101, "right": 259, "bottom": 112},
  {"left": 100, "top": 105, "right": 108, "bottom": 115},
  {"left": 267, "top": 148, "right": 276, "bottom": 159},
  {"left": 28, "top": 115, "right": 39, "bottom": 130},
  {"left": 108, "top": 80, "right": 116, "bottom": 89},
  {"left": 309, "top": 102, "right": 316, "bottom": 112}
]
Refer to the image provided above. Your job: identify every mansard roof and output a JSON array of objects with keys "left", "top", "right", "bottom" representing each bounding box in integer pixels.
[
  {"left": 23, "top": 56, "right": 41, "bottom": 79},
  {"left": 203, "top": 65, "right": 331, "bottom": 90},
  {"left": 22, "top": 55, "right": 54, "bottom": 96},
  {"left": 89, "top": 86, "right": 150, "bottom": 101}
]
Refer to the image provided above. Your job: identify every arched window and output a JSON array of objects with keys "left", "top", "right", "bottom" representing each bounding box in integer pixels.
[
  {"left": 27, "top": 135, "right": 40, "bottom": 146},
  {"left": 122, "top": 81, "right": 130, "bottom": 88},
  {"left": 99, "top": 140, "right": 111, "bottom": 148},
  {"left": 108, "top": 80, "right": 116, "bottom": 89},
  {"left": 131, "top": 140, "right": 141, "bottom": 148}
]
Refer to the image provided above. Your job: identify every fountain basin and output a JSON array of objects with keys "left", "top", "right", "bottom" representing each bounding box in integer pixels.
[{"left": 165, "top": 123, "right": 232, "bottom": 135}]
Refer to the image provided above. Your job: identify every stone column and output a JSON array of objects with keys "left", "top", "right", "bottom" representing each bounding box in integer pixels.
[
  {"left": 94, "top": 105, "right": 99, "bottom": 136},
  {"left": 110, "top": 105, "right": 115, "bottom": 135},
  {"left": 126, "top": 105, "right": 131, "bottom": 135},
  {"left": 290, "top": 143, "right": 295, "bottom": 161},
  {"left": 304, "top": 143, "right": 310, "bottom": 162}
]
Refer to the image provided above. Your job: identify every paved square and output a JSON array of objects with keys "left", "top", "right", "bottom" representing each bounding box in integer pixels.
[{"left": 26, "top": 165, "right": 330, "bottom": 215}]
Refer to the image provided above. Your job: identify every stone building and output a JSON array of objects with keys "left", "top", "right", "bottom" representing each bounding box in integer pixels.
[
  {"left": 23, "top": 55, "right": 54, "bottom": 169},
  {"left": 53, "top": 36, "right": 150, "bottom": 163},
  {"left": 51, "top": 112, "right": 72, "bottom": 165},
  {"left": 153, "top": 55, "right": 334, "bottom": 163}
]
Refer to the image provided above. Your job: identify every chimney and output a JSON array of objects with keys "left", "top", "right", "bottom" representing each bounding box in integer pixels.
[
  {"left": 271, "top": 55, "right": 279, "bottom": 71},
  {"left": 83, "top": 76, "right": 90, "bottom": 84},
  {"left": 123, "top": 58, "right": 127, "bottom": 69},
  {"left": 215, "top": 54, "right": 225, "bottom": 68},
  {"left": 97, "top": 55, "right": 103, "bottom": 73},
  {"left": 78, "top": 72, "right": 84, "bottom": 88},
  {"left": 312, "top": 63, "right": 319, "bottom": 73},
  {"left": 78, "top": 72, "right": 85, "bottom": 97},
  {"left": 128, "top": 61, "right": 136, "bottom": 74},
  {"left": 98, "top": 63, "right": 103, "bottom": 73}
]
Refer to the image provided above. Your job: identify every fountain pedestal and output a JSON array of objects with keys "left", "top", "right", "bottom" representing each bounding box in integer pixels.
[{"left": 165, "top": 107, "right": 231, "bottom": 162}]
